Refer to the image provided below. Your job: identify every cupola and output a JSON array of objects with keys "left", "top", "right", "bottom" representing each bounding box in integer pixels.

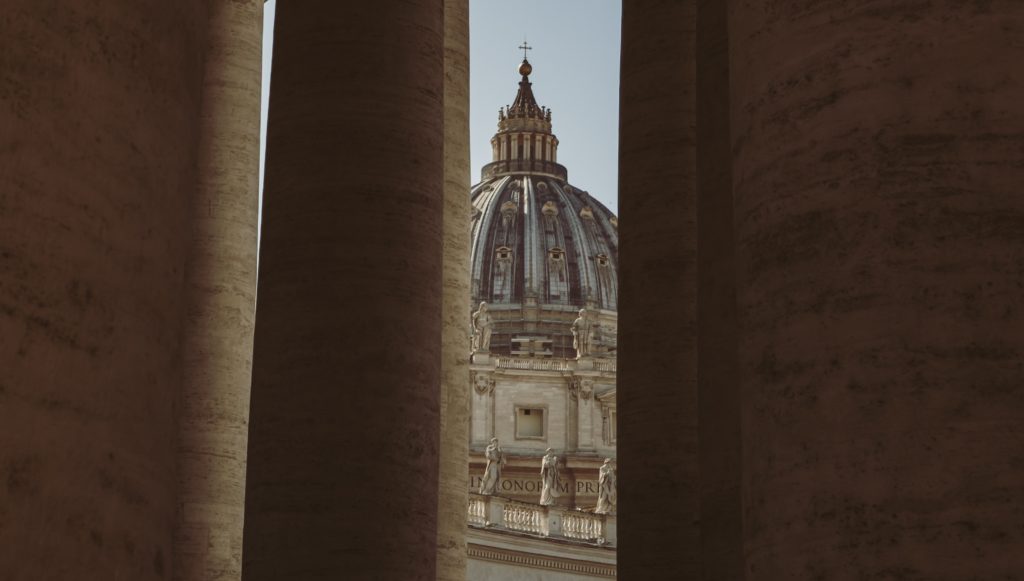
[{"left": 484, "top": 53, "right": 567, "bottom": 182}]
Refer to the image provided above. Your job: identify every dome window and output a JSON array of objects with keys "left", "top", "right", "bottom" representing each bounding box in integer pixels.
[
  {"left": 596, "top": 254, "right": 610, "bottom": 268},
  {"left": 548, "top": 248, "right": 565, "bottom": 262},
  {"left": 496, "top": 246, "right": 513, "bottom": 262},
  {"left": 579, "top": 206, "right": 594, "bottom": 220},
  {"left": 536, "top": 181, "right": 548, "bottom": 194},
  {"left": 541, "top": 201, "right": 558, "bottom": 216}
]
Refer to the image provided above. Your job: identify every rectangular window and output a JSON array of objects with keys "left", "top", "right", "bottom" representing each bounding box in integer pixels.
[{"left": 515, "top": 406, "right": 546, "bottom": 440}]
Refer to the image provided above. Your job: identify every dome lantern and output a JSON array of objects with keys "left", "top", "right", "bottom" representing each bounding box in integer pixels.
[{"left": 485, "top": 50, "right": 565, "bottom": 182}]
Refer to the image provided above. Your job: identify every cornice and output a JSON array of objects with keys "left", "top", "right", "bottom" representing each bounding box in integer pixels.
[{"left": 467, "top": 542, "right": 617, "bottom": 578}]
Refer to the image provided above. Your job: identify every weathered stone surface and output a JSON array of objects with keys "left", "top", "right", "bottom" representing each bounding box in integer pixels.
[
  {"left": 0, "top": 1, "right": 204, "bottom": 578},
  {"left": 174, "top": 2, "right": 262, "bottom": 580},
  {"left": 241, "top": 1, "right": 445, "bottom": 579},
  {"left": 437, "top": 0, "right": 471, "bottom": 578},
  {"left": 730, "top": 2, "right": 1024, "bottom": 578},
  {"left": 618, "top": 1, "right": 700, "bottom": 578}
]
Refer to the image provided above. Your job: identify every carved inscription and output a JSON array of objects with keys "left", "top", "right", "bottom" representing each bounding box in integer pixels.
[{"left": 468, "top": 476, "right": 599, "bottom": 495}]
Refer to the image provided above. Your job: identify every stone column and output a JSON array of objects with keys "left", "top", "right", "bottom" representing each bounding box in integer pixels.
[
  {"left": 730, "top": 2, "right": 1024, "bottom": 578},
  {"left": 0, "top": 2, "right": 205, "bottom": 579},
  {"left": 241, "top": 1, "right": 444, "bottom": 580},
  {"left": 618, "top": 1, "right": 700, "bottom": 578},
  {"left": 696, "top": 0, "right": 742, "bottom": 579},
  {"left": 173, "top": 2, "right": 262, "bottom": 580},
  {"left": 437, "top": 0, "right": 471, "bottom": 579}
]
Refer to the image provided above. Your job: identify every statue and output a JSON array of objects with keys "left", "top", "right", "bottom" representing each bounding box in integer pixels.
[
  {"left": 539, "top": 448, "right": 562, "bottom": 506},
  {"left": 595, "top": 458, "right": 617, "bottom": 514},
  {"left": 570, "top": 308, "right": 594, "bottom": 358},
  {"left": 478, "top": 438, "right": 505, "bottom": 495},
  {"left": 471, "top": 301, "right": 493, "bottom": 353}
]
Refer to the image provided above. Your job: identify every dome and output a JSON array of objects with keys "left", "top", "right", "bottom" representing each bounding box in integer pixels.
[{"left": 471, "top": 59, "right": 618, "bottom": 359}]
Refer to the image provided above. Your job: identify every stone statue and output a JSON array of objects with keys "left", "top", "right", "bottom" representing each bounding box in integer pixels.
[
  {"left": 595, "top": 458, "right": 617, "bottom": 514},
  {"left": 539, "top": 448, "right": 562, "bottom": 506},
  {"left": 478, "top": 438, "right": 505, "bottom": 495},
  {"left": 571, "top": 308, "right": 594, "bottom": 358},
  {"left": 471, "top": 301, "right": 493, "bottom": 353}
]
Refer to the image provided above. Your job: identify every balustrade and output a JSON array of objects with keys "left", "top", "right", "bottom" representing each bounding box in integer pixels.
[
  {"left": 468, "top": 497, "right": 487, "bottom": 526},
  {"left": 481, "top": 159, "right": 568, "bottom": 181},
  {"left": 562, "top": 511, "right": 604, "bottom": 542},
  {"left": 467, "top": 493, "right": 616, "bottom": 546},
  {"left": 495, "top": 357, "right": 570, "bottom": 372},
  {"left": 503, "top": 501, "right": 546, "bottom": 535}
]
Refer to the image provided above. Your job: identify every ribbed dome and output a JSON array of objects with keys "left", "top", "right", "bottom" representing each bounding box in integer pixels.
[{"left": 470, "top": 60, "right": 618, "bottom": 358}]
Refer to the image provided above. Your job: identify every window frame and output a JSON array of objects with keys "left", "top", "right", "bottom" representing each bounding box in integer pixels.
[{"left": 513, "top": 404, "right": 549, "bottom": 441}]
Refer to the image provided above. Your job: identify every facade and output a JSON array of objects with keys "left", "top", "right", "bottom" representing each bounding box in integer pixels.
[{"left": 465, "top": 59, "right": 619, "bottom": 579}]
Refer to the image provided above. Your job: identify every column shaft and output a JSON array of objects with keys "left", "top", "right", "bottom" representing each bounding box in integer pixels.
[
  {"left": 696, "top": 0, "right": 743, "bottom": 579},
  {"left": 174, "top": 1, "right": 262, "bottom": 580},
  {"left": 618, "top": 0, "right": 699, "bottom": 578},
  {"left": 437, "top": 0, "right": 471, "bottom": 579},
  {"left": 241, "top": 1, "right": 445, "bottom": 579},
  {"left": 730, "top": 2, "right": 1024, "bottom": 577},
  {"left": 0, "top": 2, "right": 205, "bottom": 578}
]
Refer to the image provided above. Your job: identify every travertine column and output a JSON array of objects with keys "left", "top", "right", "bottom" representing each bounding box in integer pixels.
[
  {"left": 731, "top": 2, "right": 1024, "bottom": 578},
  {"left": 618, "top": 1, "right": 699, "bottom": 578},
  {"left": 241, "top": 2, "right": 444, "bottom": 580},
  {"left": 437, "top": 0, "right": 471, "bottom": 579},
  {"left": 696, "top": 0, "right": 743, "bottom": 579},
  {"left": 174, "top": 2, "right": 262, "bottom": 580},
  {"left": 0, "top": 2, "right": 205, "bottom": 579}
]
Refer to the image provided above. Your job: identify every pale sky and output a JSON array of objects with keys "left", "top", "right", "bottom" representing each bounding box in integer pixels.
[{"left": 260, "top": 0, "right": 621, "bottom": 214}]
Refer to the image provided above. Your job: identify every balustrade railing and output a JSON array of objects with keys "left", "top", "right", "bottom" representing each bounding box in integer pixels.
[
  {"left": 468, "top": 497, "right": 487, "bottom": 526},
  {"left": 481, "top": 159, "right": 568, "bottom": 181},
  {"left": 486, "top": 356, "right": 615, "bottom": 374},
  {"left": 467, "top": 493, "right": 617, "bottom": 546},
  {"left": 495, "top": 357, "right": 571, "bottom": 372},
  {"left": 503, "top": 501, "right": 546, "bottom": 535},
  {"left": 562, "top": 511, "right": 604, "bottom": 541}
]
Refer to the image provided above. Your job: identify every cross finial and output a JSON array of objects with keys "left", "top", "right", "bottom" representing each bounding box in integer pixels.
[{"left": 519, "top": 40, "right": 532, "bottom": 60}]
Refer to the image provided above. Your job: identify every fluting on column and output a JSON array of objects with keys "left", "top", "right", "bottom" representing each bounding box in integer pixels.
[
  {"left": 174, "top": 1, "right": 262, "bottom": 580},
  {"left": 241, "top": 1, "right": 445, "bottom": 579},
  {"left": 436, "top": 0, "right": 471, "bottom": 579},
  {"left": 617, "top": 1, "right": 699, "bottom": 578},
  {"left": 731, "top": 2, "right": 1024, "bottom": 578},
  {"left": 0, "top": 1, "right": 205, "bottom": 579}
]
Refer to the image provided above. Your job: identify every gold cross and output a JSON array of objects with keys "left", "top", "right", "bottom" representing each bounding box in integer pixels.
[{"left": 519, "top": 40, "right": 532, "bottom": 59}]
